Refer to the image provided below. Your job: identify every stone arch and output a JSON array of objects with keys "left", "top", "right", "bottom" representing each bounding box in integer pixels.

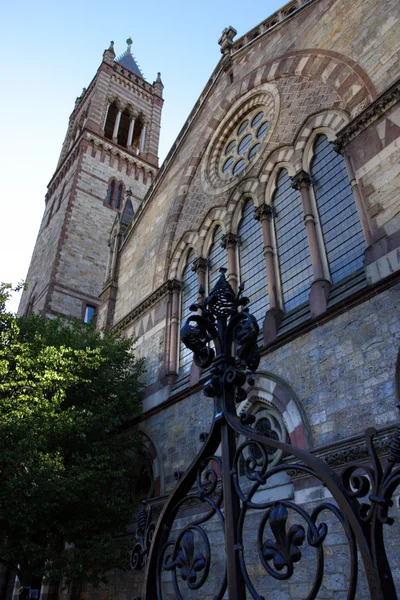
[
  {"left": 294, "top": 109, "right": 350, "bottom": 171},
  {"left": 263, "top": 155, "right": 297, "bottom": 205},
  {"left": 237, "top": 48, "right": 375, "bottom": 118},
  {"left": 198, "top": 207, "right": 227, "bottom": 256},
  {"left": 225, "top": 177, "right": 261, "bottom": 234},
  {"left": 168, "top": 231, "right": 200, "bottom": 280},
  {"left": 237, "top": 370, "right": 312, "bottom": 450}
]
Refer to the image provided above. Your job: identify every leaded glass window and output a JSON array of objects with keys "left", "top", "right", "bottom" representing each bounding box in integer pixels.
[
  {"left": 238, "top": 200, "right": 269, "bottom": 324},
  {"left": 221, "top": 108, "right": 269, "bottom": 177},
  {"left": 208, "top": 227, "right": 228, "bottom": 291},
  {"left": 115, "top": 184, "right": 122, "bottom": 209},
  {"left": 273, "top": 170, "right": 314, "bottom": 312},
  {"left": 180, "top": 249, "right": 198, "bottom": 372},
  {"left": 107, "top": 181, "right": 114, "bottom": 206},
  {"left": 310, "top": 135, "right": 365, "bottom": 283}
]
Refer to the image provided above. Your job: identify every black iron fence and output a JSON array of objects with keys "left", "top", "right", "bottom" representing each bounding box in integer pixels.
[{"left": 133, "top": 269, "right": 400, "bottom": 600}]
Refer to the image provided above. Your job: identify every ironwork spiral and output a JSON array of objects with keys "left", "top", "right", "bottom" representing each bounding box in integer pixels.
[{"left": 136, "top": 269, "right": 400, "bottom": 600}]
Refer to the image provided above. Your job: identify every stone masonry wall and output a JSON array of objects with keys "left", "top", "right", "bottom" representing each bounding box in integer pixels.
[{"left": 113, "top": 0, "right": 400, "bottom": 324}]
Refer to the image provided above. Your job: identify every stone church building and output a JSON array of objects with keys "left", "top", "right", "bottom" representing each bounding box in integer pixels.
[{"left": 12, "top": 0, "right": 400, "bottom": 598}]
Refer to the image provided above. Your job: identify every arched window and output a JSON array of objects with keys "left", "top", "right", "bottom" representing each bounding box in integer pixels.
[
  {"left": 115, "top": 184, "right": 123, "bottom": 210},
  {"left": 208, "top": 226, "right": 228, "bottom": 291},
  {"left": 106, "top": 180, "right": 115, "bottom": 206},
  {"left": 273, "top": 170, "right": 313, "bottom": 312},
  {"left": 180, "top": 249, "right": 198, "bottom": 372},
  {"left": 104, "top": 101, "right": 118, "bottom": 140},
  {"left": 118, "top": 108, "right": 131, "bottom": 147},
  {"left": 238, "top": 199, "right": 269, "bottom": 323},
  {"left": 310, "top": 135, "right": 365, "bottom": 283}
]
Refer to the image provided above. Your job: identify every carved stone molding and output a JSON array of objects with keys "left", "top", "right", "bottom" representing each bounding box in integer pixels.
[
  {"left": 334, "top": 79, "right": 400, "bottom": 152},
  {"left": 291, "top": 170, "right": 312, "bottom": 190},
  {"left": 112, "top": 279, "right": 181, "bottom": 331},
  {"left": 286, "top": 424, "right": 397, "bottom": 479}
]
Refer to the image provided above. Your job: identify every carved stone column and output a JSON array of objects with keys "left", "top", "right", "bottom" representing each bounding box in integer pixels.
[
  {"left": 193, "top": 257, "right": 208, "bottom": 304},
  {"left": 221, "top": 232, "right": 239, "bottom": 292},
  {"left": 337, "top": 146, "right": 373, "bottom": 246},
  {"left": 112, "top": 108, "right": 122, "bottom": 143},
  {"left": 292, "top": 170, "right": 331, "bottom": 317},
  {"left": 102, "top": 101, "right": 111, "bottom": 131},
  {"left": 168, "top": 283, "right": 181, "bottom": 376},
  {"left": 127, "top": 116, "right": 136, "bottom": 148},
  {"left": 254, "top": 204, "right": 283, "bottom": 344}
]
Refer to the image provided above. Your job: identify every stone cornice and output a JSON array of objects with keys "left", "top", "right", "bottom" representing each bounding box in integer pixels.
[
  {"left": 334, "top": 78, "right": 400, "bottom": 152},
  {"left": 111, "top": 279, "right": 181, "bottom": 332},
  {"left": 287, "top": 424, "right": 397, "bottom": 479}
]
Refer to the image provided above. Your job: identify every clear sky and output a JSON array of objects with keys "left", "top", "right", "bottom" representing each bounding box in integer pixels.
[{"left": 0, "top": 0, "right": 284, "bottom": 312}]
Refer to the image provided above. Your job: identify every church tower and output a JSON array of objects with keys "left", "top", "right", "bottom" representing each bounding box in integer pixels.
[{"left": 18, "top": 39, "right": 163, "bottom": 320}]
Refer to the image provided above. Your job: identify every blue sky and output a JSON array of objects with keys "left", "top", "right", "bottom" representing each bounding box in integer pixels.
[{"left": 1, "top": 0, "right": 284, "bottom": 311}]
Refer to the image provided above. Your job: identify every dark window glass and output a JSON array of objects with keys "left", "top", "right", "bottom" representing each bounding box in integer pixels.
[
  {"left": 107, "top": 181, "right": 114, "bottom": 206},
  {"left": 238, "top": 200, "right": 269, "bottom": 324},
  {"left": 104, "top": 102, "right": 118, "bottom": 140},
  {"left": 84, "top": 305, "right": 96, "bottom": 324},
  {"left": 208, "top": 226, "right": 228, "bottom": 291},
  {"left": 311, "top": 135, "right": 364, "bottom": 283},
  {"left": 273, "top": 170, "right": 313, "bottom": 312},
  {"left": 180, "top": 249, "right": 198, "bottom": 372},
  {"left": 115, "top": 185, "right": 122, "bottom": 209}
]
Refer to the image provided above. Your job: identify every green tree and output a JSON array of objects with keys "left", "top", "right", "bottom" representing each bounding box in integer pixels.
[{"left": 0, "top": 284, "right": 145, "bottom": 591}]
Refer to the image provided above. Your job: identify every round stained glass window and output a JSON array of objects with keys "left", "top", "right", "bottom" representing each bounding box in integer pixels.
[
  {"left": 238, "top": 134, "right": 252, "bottom": 155},
  {"left": 237, "top": 120, "right": 249, "bottom": 135},
  {"left": 233, "top": 159, "right": 245, "bottom": 175},
  {"left": 220, "top": 107, "right": 271, "bottom": 178}
]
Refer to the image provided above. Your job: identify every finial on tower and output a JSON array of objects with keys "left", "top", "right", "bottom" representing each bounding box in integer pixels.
[
  {"left": 103, "top": 40, "right": 116, "bottom": 64},
  {"left": 154, "top": 72, "right": 164, "bottom": 98},
  {"left": 126, "top": 37, "right": 133, "bottom": 52}
]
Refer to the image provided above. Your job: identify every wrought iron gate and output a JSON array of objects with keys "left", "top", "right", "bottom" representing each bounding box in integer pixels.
[{"left": 133, "top": 269, "right": 400, "bottom": 600}]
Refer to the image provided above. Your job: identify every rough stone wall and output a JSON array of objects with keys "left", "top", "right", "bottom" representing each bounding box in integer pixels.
[
  {"left": 17, "top": 158, "right": 78, "bottom": 317},
  {"left": 112, "top": 0, "right": 400, "bottom": 321}
]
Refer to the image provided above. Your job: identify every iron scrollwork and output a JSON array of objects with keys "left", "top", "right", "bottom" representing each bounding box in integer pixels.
[{"left": 139, "top": 268, "right": 400, "bottom": 600}]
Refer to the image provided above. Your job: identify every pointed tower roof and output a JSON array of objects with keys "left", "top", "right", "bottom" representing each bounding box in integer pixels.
[{"left": 116, "top": 38, "right": 144, "bottom": 78}]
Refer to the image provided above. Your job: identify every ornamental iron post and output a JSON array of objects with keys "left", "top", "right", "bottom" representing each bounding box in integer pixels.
[{"left": 134, "top": 268, "right": 400, "bottom": 600}]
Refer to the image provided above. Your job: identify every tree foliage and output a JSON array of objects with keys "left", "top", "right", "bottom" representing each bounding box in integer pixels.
[{"left": 0, "top": 284, "right": 145, "bottom": 588}]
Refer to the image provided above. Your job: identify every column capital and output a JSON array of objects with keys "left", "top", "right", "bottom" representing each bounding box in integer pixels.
[
  {"left": 291, "top": 170, "right": 312, "bottom": 190},
  {"left": 254, "top": 204, "right": 273, "bottom": 222},
  {"left": 192, "top": 257, "right": 208, "bottom": 273},
  {"left": 221, "top": 232, "right": 238, "bottom": 249}
]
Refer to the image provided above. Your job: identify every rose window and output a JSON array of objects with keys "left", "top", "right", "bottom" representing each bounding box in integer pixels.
[{"left": 221, "top": 110, "right": 269, "bottom": 177}]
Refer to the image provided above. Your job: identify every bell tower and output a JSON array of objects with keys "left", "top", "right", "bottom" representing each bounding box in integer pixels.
[{"left": 18, "top": 39, "right": 163, "bottom": 320}]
